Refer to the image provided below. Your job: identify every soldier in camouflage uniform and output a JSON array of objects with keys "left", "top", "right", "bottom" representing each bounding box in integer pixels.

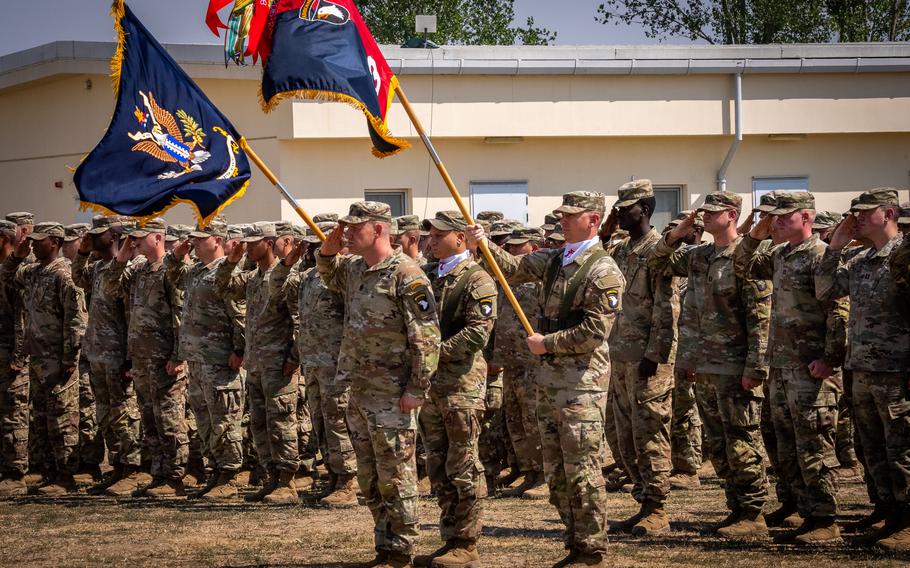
[
  {"left": 279, "top": 220, "right": 359, "bottom": 507},
  {"left": 392, "top": 215, "right": 426, "bottom": 265},
  {"left": 817, "top": 188, "right": 910, "bottom": 552},
  {"left": 413, "top": 211, "right": 496, "bottom": 568},
  {"left": 64, "top": 223, "right": 104, "bottom": 482},
  {"left": 497, "top": 228, "right": 546, "bottom": 499},
  {"left": 318, "top": 202, "right": 440, "bottom": 568},
  {"left": 72, "top": 216, "right": 145, "bottom": 496},
  {"left": 107, "top": 218, "right": 188, "bottom": 498},
  {"left": 0, "top": 219, "right": 30, "bottom": 496},
  {"left": 217, "top": 222, "right": 300, "bottom": 505},
  {"left": 655, "top": 192, "right": 772, "bottom": 540},
  {"left": 4, "top": 222, "right": 86, "bottom": 495},
  {"left": 601, "top": 180, "right": 676, "bottom": 536},
  {"left": 467, "top": 192, "right": 625, "bottom": 567},
  {"left": 165, "top": 220, "right": 246, "bottom": 501},
  {"left": 737, "top": 192, "right": 849, "bottom": 544}
]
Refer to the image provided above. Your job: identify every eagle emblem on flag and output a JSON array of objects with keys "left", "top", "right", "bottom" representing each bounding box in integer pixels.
[{"left": 129, "top": 91, "right": 212, "bottom": 179}]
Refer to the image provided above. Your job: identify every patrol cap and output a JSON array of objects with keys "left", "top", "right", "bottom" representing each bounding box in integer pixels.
[
  {"left": 546, "top": 224, "right": 565, "bottom": 242},
  {"left": 87, "top": 215, "right": 122, "bottom": 235},
  {"left": 64, "top": 223, "right": 90, "bottom": 242},
  {"left": 753, "top": 191, "right": 778, "bottom": 213},
  {"left": 339, "top": 201, "right": 392, "bottom": 225},
  {"left": 505, "top": 226, "right": 545, "bottom": 245},
  {"left": 165, "top": 224, "right": 192, "bottom": 242},
  {"left": 274, "top": 220, "right": 295, "bottom": 237},
  {"left": 312, "top": 213, "right": 339, "bottom": 223},
  {"left": 850, "top": 187, "right": 900, "bottom": 211},
  {"left": 189, "top": 220, "right": 228, "bottom": 239},
  {"left": 614, "top": 179, "right": 654, "bottom": 208},
  {"left": 490, "top": 219, "right": 523, "bottom": 237},
  {"left": 242, "top": 222, "right": 277, "bottom": 242},
  {"left": 5, "top": 212, "right": 34, "bottom": 225},
  {"left": 129, "top": 218, "right": 167, "bottom": 238},
  {"left": 391, "top": 215, "right": 421, "bottom": 236},
  {"left": 226, "top": 224, "right": 247, "bottom": 241},
  {"left": 899, "top": 202, "right": 910, "bottom": 225},
  {"left": 117, "top": 220, "right": 137, "bottom": 238},
  {"left": 698, "top": 191, "right": 742, "bottom": 215},
  {"left": 554, "top": 191, "right": 606, "bottom": 215},
  {"left": 304, "top": 221, "right": 337, "bottom": 244},
  {"left": 812, "top": 211, "right": 841, "bottom": 230},
  {"left": 422, "top": 210, "right": 467, "bottom": 232},
  {"left": 541, "top": 213, "right": 561, "bottom": 231},
  {"left": 476, "top": 211, "right": 504, "bottom": 223},
  {"left": 770, "top": 191, "right": 815, "bottom": 215},
  {"left": 0, "top": 220, "right": 17, "bottom": 237},
  {"left": 27, "top": 222, "right": 65, "bottom": 240}
]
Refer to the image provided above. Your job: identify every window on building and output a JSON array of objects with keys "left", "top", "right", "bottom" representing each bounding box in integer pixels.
[
  {"left": 364, "top": 189, "right": 409, "bottom": 217},
  {"left": 652, "top": 185, "right": 682, "bottom": 233},
  {"left": 752, "top": 176, "right": 809, "bottom": 219},
  {"left": 469, "top": 181, "right": 528, "bottom": 223}
]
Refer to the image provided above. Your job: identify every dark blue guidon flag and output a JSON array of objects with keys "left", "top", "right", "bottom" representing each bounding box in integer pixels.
[{"left": 75, "top": 1, "right": 251, "bottom": 226}]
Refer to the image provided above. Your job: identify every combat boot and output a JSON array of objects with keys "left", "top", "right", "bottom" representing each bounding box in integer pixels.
[
  {"left": 609, "top": 503, "right": 645, "bottom": 533},
  {"left": 715, "top": 510, "right": 768, "bottom": 540},
  {"left": 856, "top": 508, "right": 903, "bottom": 546},
  {"left": 189, "top": 469, "right": 221, "bottom": 499},
  {"left": 263, "top": 470, "right": 298, "bottom": 504},
  {"left": 875, "top": 510, "right": 910, "bottom": 552},
  {"left": 146, "top": 477, "right": 186, "bottom": 498},
  {"left": 318, "top": 472, "right": 339, "bottom": 499},
  {"left": 104, "top": 467, "right": 143, "bottom": 497},
  {"left": 245, "top": 468, "right": 279, "bottom": 502},
  {"left": 496, "top": 468, "right": 522, "bottom": 489},
  {"left": 847, "top": 502, "right": 889, "bottom": 534},
  {"left": 89, "top": 463, "right": 124, "bottom": 494},
  {"left": 430, "top": 539, "right": 480, "bottom": 568},
  {"left": 320, "top": 474, "right": 358, "bottom": 508},
  {"left": 522, "top": 480, "right": 550, "bottom": 501},
  {"left": 0, "top": 474, "right": 28, "bottom": 497},
  {"left": 504, "top": 470, "right": 539, "bottom": 498},
  {"left": 765, "top": 501, "right": 800, "bottom": 528},
  {"left": 37, "top": 473, "right": 78, "bottom": 497},
  {"left": 631, "top": 501, "right": 670, "bottom": 536},
  {"left": 73, "top": 464, "right": 103, "bottom": 486},
  {"left": 565, "top": 551, "right": 607, "bottom": 567},
  {"left": 668, "top": 471, "right": 700, "bottom": 490},
  {"left": 414, "top": 541, "right": 453, "bottom": 567},
  {"left": 376, "top": 551, "right": 412, "bottom": 568},
  {"left": 793, "top": 516, "right": 841, "bottom": 545},
  {"left": 709, "top": 508, "right": 742, "bottom": 534},
  {"left": 202, "top": 470, "right": 239, "bottom": 501}
]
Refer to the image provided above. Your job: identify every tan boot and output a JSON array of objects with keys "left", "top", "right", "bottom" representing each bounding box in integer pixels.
[
  {"left": 37, "top": 473, "right": 78, "bottom": 497},
  {"left": 709, "top": 509, "right": 741, "bottom": 534},
  {"left": 245, "top": 468, "right": 279, "bottom": 502},
  {"left": 318, "top": 472, "right": 339, "bottom": 499},
  {"left": 609, "top": 503, "right": 645, "bottom": 534},
  {"left": 875, "top": 510, "right": 910, "bottom": 552},
  {"left": 847, "top": 503, "right": 890, "bottom": 534},
  {"left": 202, "top": 471, "right": 239, "bottom": 502},
  {"left": 765, "top": 502, "right": 800, "bottom": 528},
  {"left": 794, "top": 516, "right": 841, "bottom": 545},
  {"left": 0, "top": 475, "right": 28, "bottom": 497},
  {"left": 263, "top": 470, "right": 298, "bottom": 504},
  {"left": 320, "top": 475, "right": 358, "bottom": 508},
  {"left": 105, "top": 468, "right": 143, "bottom": 497},
  {"left": 632, "top": 501, "right": 670, "bottom": 536},
  {"left": 522, "top": 481, "right": 550, "bottom": 501},
  {"left": 668, "top": 471, "right": 700, "bottom": 490},
  {"left": 146, "top": 478, "right": 186, "bottom": 499},
  {"left": 715, "top": 510, "right": 769, "bottom": 540},
  {"left": 430, "top": 539, "right": 480, "bottom": 568},
  {"left": 414, "top": 541, "right": 453, "bottom": 567},
  {"left": 418, "top": 476, "right": 433, "bottom": 496},
  {"left": 504, "top": 470, "right": 539, "bottom": 498}
]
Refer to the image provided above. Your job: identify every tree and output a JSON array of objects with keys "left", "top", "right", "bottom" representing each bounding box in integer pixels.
[
  {"left": 595, "top": 0, "right": 909, "bottom": 44},
  {"left": 357, "top": 0, "right": 557, "bottom": 46}
]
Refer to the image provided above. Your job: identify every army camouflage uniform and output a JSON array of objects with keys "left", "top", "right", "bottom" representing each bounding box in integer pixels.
[
  {"left": 669, "top": 279, "right": 702, "bottom": 477},
  {"left": 317, "top": 205, "right": 440, "bottom": 557},
  {"left": 5, "top": 232, "right": 86, "bottom": 480},
  {"left": 651, "top": 193, "right": 772, "bottom": 522},
  {"left": 817, "top": 191, "right": 910, "bottom": 520},
  {"left": 216, "top": 249, "right": 299, "bottom": 477},
  {"left": 107, "top": 229, "right": 187, "bottom": 483},
  {"left": 483, "top": 191, "right": 624, "bottom": 556},
  {"left": 72, "top": 245, "right": 142, "bottom": 471},
  {"left": 421, "top": 217, "right": 497, "bottom": 548},
  {"left": 737, "top": 195, "right": 848, "bottom": 522},
  {"left": 165, "top": 245, "right": 245, "bottom": 476}
]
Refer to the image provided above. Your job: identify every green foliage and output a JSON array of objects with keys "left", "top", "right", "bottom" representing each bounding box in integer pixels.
[
  {"left": 357, "top": 0, "right": 557, "bottom": 45},
  {"left": 595, "top": 0, "right": 909, "bottom": 44}
]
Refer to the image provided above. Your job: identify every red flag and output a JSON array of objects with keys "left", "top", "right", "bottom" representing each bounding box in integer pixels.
[
  {"left": 244, "top": 0, "right": 275, "bottom": 62},
  {"left": 205, "top": 0, "right": 234, "bottom": 35}
]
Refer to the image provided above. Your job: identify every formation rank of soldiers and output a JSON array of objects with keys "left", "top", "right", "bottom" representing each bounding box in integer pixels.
[{"left": 0, "top": 184, "right": 908, "bottom": 568}]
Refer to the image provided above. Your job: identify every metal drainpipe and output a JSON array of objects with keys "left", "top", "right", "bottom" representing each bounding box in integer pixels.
[{"left": 717, "top": 73, "right": 742, "bottom": 192}]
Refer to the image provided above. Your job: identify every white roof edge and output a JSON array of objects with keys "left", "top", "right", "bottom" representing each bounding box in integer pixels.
[{"left": 2, "top": 41, "right": 910, "bottom": 86}]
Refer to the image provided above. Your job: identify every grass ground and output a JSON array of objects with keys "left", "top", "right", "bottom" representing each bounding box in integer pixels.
[{"left": 0, "top": 468, "right": 907, "bottom": 568}]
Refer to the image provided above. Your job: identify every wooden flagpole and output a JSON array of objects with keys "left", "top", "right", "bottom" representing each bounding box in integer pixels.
[
  {"left": 393, "top": 85, "right": 535, "bottom": 336},
  {"left": 240, "top": 138, "right": 326, "bottom": 241}
]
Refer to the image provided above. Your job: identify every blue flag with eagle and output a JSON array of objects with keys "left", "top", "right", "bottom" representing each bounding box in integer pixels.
[{"left": 74, "top": 1, "right": 251, "bottom": 225}]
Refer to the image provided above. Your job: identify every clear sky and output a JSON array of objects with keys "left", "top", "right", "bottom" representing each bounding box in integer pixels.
[{"left": 0, "top": 0, "right": 693, "bottom": 57}]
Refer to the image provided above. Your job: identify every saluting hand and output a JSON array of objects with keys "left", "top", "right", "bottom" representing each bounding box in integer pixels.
[
  {"left": 600, "top": 209, "right": 618, "bottom": 240},
  {"left": 749, "top": 214, "right": 773, "bottom": 241},
  {"left": 172, "top": 238, "right": 192, "bottom": 260},
  {"left": 319, "top": 225, "right": 345, "bottom": 257},
  {"left": 283, "top": 239, "right": 306, "bottom": 267},
  {"left": 13, "top": 237, "right": 31, "bottom": 259},
  {"left": 666, "top": 210, "right": 697, "bottom": 245},
  {"left": 226, "top": 240, "right": 246, "bottom": 263},
  {"left": 737, "top": 212, "right": 756, "bottom": 235},
  {"left": 829, "top": 214, "right": 856, "bottom": 251},
  {"left": 115, "top": 237, "right": 134, "bottom": 263},
  {"left": 78, "top": 234, "right": 94, "bottom": 255}
]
